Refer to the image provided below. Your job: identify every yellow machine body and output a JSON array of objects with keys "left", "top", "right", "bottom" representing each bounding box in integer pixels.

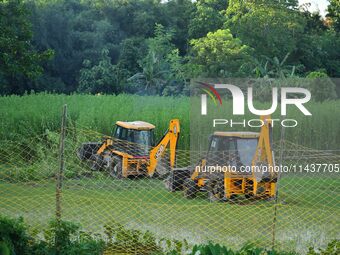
[
  {"left": 188, "top": 115, "right": 277, "bottom": 200},
  {"left": 93, "top": 119, "right": 180, "bottom": 178}
]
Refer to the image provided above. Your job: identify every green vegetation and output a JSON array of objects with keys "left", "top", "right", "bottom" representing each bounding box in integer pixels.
[
  {"left": 0, "top": 216, "right": 104, "bottom": 255},
  {"left": 0, "top": 0, "right": 339, "bottom": 96},
  {"left": 0, "top": 93, "right": 339, "bottom": 151},
  {"left": 0, "top": 93, "right": 189, "bottom": 147},
  {"left": 1, "top": 214, "right": 339, "bottom": 255},
  {"left": 1, "top": 1, "right": 339, "bottom": 254}
]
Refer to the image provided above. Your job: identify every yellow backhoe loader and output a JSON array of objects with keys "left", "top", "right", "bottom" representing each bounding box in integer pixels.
[
  {"left": 165, "top": 116, "right": 277, "bottom": 201},
  {"left": 77, "top": 119, "right": 180, "bottom": 178}
]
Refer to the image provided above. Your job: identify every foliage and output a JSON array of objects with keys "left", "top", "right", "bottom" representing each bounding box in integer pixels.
[
  {"left": 253, "top": 53, "right": 300, "bottom": 78},
  {"left": 190, "top": 241, "right": 232, "bottom": 255},
  {"left": 327, "top": 0, "right": 340, "bottom": 32},
  {"left": 306, "top": 71, "right": 338, "bottom": 102},
  {"left": 1, "top": 0, "right": 340, "bottom": 95},
  {"left": 1, "top": 215, "right": 338, "bottom": 255},
  {"left": 306, "top": 240, "right": 339, "bottom": 255},
  {"left": 189, "top": 242, "right": 299, "bottom": 255},
  {"left": 78, "top": 49, "right": 128, "bottom": 94},
  {"left": 104, "top": 221, "right": 163, "bottom": 254},
  {"left": 1, "top": 0, "right": 339, "bottom": 95},
  {"left": 188, "top": 0, "right": 228, "bottom": 39},
  {"left": 189, "top": 29, "right": 254, "bottom": 77},
  {"left": 0, "top": 0, "right": 53, "bottom": 95},
  {"left": 128, "top": 24, "right": 187, "bottom": 95},
  {"left": 164, "top": 0, "right": 194, "bottom": 54},
  {"left": 297, "top": 31, "right": 340, "bottom": 77},
  {"left": 0, "top": 216, "right": 104, "bottom": 255},
  {"left": 0, "top": 216, "right": 31, "bottom": 255},
  {"left": 40, "top": 220, "right": 104, "bottom": 255},
  {"left": 225, "top": 0, "right": 305, "bottom": 61}
]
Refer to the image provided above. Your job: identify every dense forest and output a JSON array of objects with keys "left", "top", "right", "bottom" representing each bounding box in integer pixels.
[{"left": 0, "top": 0, "right": 339, "bottom": 96}]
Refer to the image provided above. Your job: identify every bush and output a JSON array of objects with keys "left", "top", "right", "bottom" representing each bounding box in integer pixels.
[
  {"left": 0, "top": 215, "right": 339, "bottom": 255},
  {"left": 103, "top": 221, "right": 187, "bottom": 254},
  {"left": 189, "top": 242, "right": 298, "bottom": 255},
  {"left": 0, "top": 216, "right": 104, "bottom": 255},
  {"left": 0, "top": 216, "right": 32, "bottom": 255},
  {"left": 307, "top": 240, "right": 339, "bottom": 255}
]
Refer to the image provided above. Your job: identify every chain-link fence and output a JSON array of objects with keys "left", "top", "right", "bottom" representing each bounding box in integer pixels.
[{"left": 0, "top": 106, "right": 339, "bottom": 254}]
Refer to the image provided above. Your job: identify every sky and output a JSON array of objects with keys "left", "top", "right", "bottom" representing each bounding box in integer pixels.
[{"left": 298, "top": 0, "right": 329, "bottom": 17}]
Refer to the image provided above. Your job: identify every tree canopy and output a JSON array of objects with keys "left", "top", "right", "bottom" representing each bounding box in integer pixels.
[{"left": 0, "top": 0, "right": 339, "bottom": 97}]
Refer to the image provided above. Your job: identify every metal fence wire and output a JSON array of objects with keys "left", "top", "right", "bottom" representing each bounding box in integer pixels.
[{"left": 0, "top": 108, "right": 339, "bottom": 254}]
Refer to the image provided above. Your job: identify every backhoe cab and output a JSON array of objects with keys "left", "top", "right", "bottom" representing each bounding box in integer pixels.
[
  {"left": 77, "top": 119, "right": 180, "bottom": 178},
  {"left": 113, "top": 121, "right": 155, "bottom": 148},
  {"left": 166, "top": 116, "right": 277, "bottom": 202}
]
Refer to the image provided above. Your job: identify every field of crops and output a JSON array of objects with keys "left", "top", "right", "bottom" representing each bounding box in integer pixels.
[{"left": 0, "top": 93, "right": 339, "bottom": 150}]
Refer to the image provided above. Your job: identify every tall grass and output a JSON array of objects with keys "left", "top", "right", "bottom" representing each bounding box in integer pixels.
[
  {"left": 0, "top": 93, "right": 339, "bottom": 150},
  {"left": 190, "top": 97, "right": 340, "bottom": 150},
  {"left": 0, "top": 93, "right": 190, "bottom": 148}
]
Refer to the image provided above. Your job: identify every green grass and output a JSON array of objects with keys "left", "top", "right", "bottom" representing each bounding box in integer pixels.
[
  {"left": 0, "top": 93, "right": 189, "bottom": 148},
  {"left": 0, "top": 175, "right": 339, "bottom": 253},
  {"left": 0, "top": 93, "right": 339, "bottom": 150}
]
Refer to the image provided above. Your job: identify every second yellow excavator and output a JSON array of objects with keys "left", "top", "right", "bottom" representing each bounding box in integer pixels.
[{"left": 166, "top": 116, "right": 277, "bottom": 201}]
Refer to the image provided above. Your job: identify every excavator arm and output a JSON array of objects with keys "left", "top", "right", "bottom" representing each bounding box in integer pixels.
[
  {"left": 147, "top": 119, "right": 180, "bottom": 176},
  {"left": 251, "top": 115, "right": 277, "bottom": 197},
  {"left": 252, "top": 115, "right": 275, "bottom": 176}
]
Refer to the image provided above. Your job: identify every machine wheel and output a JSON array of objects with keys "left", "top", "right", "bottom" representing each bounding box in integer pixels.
[
  {"left": 110, "top": 156, "right": 123, "bottom": 179},
  {"left": 207, "top": 180, "right": 224, "bottom": 202},
  {"left": 77, "top": 142, "right": 102, "bottom": 160},
  {"left": 165, "top": 174, "right": 176, "bottom": 192},
  {"left": 183, "top": 178, "right": 198, "bottom": 199},
  {"left": 165, "top": 169, "right": 189, "bottom": 192},
  {"left": 245, "top": 194, "right": 254, "bottom": 200},
  {"left": 88, "top": 154, "right": 104, "bottom": 171}
]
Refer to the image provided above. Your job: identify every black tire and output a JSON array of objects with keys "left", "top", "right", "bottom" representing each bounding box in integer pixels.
[
  {"left": 77, "top": 142, "right": 102, "bottom": 160},
  {"left": 207, "top": 180, "right": 225, "bottom": 202},
  {"left": 183, "top": 178, "right": 198, "bottom": 199},
  {"left": 165, "top": 169, "right": 190, "bottom": 192},
  {"left": 110, "top": 156, "right": 123, "bottom": 179},
  {"left": 165, "top": 174, "right": 176, "bottom": 192},
  {"left": 245, "top": 194, "right": 254, "bottom": 200},
  {"left": 88, "top": 154, "right": 104, "bottom": 171}
]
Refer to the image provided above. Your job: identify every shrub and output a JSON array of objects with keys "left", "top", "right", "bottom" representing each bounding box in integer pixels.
[
  {"left": 0, "top": 216, "right": 31, "bottom": 255},
  {"left": 0, "top": 216, "right": 104, "bottom": 255},
  {"left": 306, "top": 240, "right": 339, "bottom": 255}
]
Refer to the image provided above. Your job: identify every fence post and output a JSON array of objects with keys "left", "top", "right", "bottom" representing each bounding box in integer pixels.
[
  {"left": 56, "top": 104, "right": 67, "bottom": 221},
  {"left": 271, "top": 126, "right": 285, "bottom": 250}
]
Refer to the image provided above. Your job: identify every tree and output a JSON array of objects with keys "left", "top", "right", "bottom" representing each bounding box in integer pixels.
[
  {"left": 225, "top": 0, "right": 305, "bottom": 61},
  {"left": 189, "top": 0, "right": 228, "bottom": 39},
  {"left": 253, "top": 53, "right": 299, "bottom": 78},
  {"left": 297, "top": 31, "right": 340, "bottom": 77},
  {"left": 164, "top": 0, "right": 194, "bottom": 54},
  {"left": 117, "top": 37, "right": 146, "bottom": 75},
  {"left": 78, "top": 49, "right": 127, "bottom": 94},
  {"left": 128, "top": 24, "right": 186, "bottom": 95},
  {"left": 327, "top": 0, "right": 340, "bottom": 32},
  {"left": 189, "top": 29, "right": 254, "bottom": 77},
  {"left": 28, "top": 0, "right": 119, "bottom": 93},
  {"left": 0, "top": 0, "right": 52, "bottom": 94}
]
